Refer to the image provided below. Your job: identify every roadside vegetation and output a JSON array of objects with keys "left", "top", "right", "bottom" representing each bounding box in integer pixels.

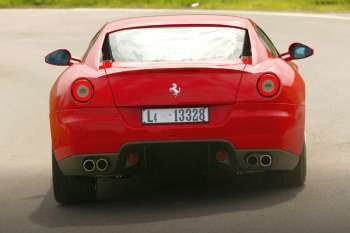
[{"left": 0, "top": 0, "right": 349, "bottom": 12}]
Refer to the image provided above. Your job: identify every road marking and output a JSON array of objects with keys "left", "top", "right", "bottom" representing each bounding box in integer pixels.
[
  {"left": 234, "top": 10, "right": 350, "bottom": 21},
  {"left": 96, "top": 9, "right": 350, "bottom": 21},
  {"left": 1, "top": 8, "right": 349, "bottom": 21}
]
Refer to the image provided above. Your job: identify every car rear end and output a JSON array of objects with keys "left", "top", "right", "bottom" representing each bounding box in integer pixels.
[{"left": 51, "top": 21, "right": 305, "bottom": 181}]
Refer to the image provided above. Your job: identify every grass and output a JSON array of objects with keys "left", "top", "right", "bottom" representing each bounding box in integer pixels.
[{"left": 0, "top": 0, "right": 349, "bottom": 12}]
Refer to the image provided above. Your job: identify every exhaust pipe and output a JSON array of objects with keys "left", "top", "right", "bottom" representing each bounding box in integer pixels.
[
  {"left": 96, "top": 158, "right": 109, "bottom": 172},
  {"left": 259, "top": 154, "right": 272, "bottom": 168},
  {"left": 82, "top": 159, "right": 95, "bottom": 173},
  {"left": 246, "top": 154, "right": 259, "bottom": 167}
]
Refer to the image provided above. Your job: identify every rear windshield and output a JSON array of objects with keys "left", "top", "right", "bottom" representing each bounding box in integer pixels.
[{"left": 108, "top": 26, "right": 245, "bottom": 63}]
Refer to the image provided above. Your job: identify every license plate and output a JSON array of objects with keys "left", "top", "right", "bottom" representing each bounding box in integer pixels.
[{"left": 142, "top": 107, "right": 209, "bottom": 124}]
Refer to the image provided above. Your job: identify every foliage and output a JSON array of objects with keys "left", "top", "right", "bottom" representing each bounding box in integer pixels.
[{"left": 0, "top": 0, "right": 349, "bottom": 12}]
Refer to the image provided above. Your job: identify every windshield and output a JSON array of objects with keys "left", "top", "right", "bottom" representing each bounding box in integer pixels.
[{"left": 108, "top": 26, "right": 246, "bottom": 63}]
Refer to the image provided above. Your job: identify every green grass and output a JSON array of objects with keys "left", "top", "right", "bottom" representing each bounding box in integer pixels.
[{"left": 0, "top": 0, "right": 350, "bottom": 12}]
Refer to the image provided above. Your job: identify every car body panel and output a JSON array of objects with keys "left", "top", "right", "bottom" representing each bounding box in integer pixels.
[
  {"left": 49, "top": 15, "right": 307, "bottom": 175},
  {"left": 50, "top": 102, "right": 304, "bottom": 161},
  {"left": 106, "top": 64, "right": 245, "bottom": 107}
]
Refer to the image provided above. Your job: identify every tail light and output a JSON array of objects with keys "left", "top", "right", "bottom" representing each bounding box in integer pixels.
[
  {"left": 71, "top": 79, "right": 94, "bottom": 102},
  {"left": 257, "top": 73, "right": 280, "bottom": 97}
]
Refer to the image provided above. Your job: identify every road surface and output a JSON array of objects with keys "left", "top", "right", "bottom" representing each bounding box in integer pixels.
[{"left": 0, "top": 9, "right": 349, "bottom": 233}]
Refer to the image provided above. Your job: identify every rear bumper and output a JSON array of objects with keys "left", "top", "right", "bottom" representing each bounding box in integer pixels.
[
  {"left": 51, "top": 102, "right": 304, "bottom": 174},
  {"left": 57, "top": 140, "right": 300, "bottom": 176}
]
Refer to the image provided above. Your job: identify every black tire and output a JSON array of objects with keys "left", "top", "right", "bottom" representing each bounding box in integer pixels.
[
  {"left": 52, "top": 153, "right": 97, "bottom": 204},
  {"left": 282, "top": 144, "right": 307, "bottom": 187}
]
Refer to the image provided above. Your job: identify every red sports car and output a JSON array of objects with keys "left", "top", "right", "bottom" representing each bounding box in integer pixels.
[{"left": 46, "top": 15, "right": 313, "bottom": 204}]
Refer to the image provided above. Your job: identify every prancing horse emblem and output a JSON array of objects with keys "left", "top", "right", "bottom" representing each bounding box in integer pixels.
[{"left": 169, "top": 83, "right": 181, "bottom": 97}]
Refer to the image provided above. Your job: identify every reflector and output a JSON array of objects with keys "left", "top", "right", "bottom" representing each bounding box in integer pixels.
[
  {"left": 127, "top": 153, "right": 139, "bottom": 165},
  {"left": 216, "top": 150, "right": 228, "bottom": 162}
]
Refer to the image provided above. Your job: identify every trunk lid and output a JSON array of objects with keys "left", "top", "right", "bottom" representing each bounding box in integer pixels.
[{"left": 106, "top": 64, "right": 245, "bottom": 107}]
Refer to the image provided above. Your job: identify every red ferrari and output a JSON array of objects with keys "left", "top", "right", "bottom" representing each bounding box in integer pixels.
[{"left": 46, "top": 15, "right": 313, "bottom": 204}]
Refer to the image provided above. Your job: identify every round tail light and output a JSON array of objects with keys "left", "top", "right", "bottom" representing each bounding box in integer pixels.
[
  {"left": 257, "top": 73, "right": 280, "bottom": 97},
  {"left": 71, "top": 79, "right": 94, "bottom": 102}
]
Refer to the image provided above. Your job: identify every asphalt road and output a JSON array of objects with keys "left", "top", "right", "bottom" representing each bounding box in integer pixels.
[{"left": 0, "top": 9, "right": 350, "bottom": 233}]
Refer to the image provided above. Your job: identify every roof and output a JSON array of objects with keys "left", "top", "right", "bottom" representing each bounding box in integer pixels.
[{"left": 104, "top": 14, "right": 252, "bottom": 32}]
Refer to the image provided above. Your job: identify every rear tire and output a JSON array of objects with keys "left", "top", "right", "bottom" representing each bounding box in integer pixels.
[
  {"left": 282, "top": 144, "right": 306, "bottom": 187},
  {"left": 52, "top": 153, "right": 97, "bottom": 204}
]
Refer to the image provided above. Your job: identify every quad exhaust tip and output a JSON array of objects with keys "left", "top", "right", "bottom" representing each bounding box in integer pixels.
[
  {"left": 245, "top": 153, "right": 273, "bottom": 168},
  {"left": 259, "top": 154, "right": 272, "bottom": 167},
  {"left": 82, "top": 159, "right": 95, "bottom": 173},
  {"left": 96, "top": 158, "right": 109, "bottom": 172},
  {"left": 246, "top": 154, "right": 259, "bottom": 167}
]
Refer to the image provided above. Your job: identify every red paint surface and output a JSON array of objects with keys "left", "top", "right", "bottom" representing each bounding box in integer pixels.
[{"left": 49, "top": 15, "right": 308, "bottom": 161}]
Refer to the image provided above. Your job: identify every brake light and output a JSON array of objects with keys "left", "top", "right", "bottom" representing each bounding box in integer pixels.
[
  {"left": 257, "top": 73, "right": 280, "bottom": 97},
  {"left": 71, "top": 79, "right": 94, "bottom": 102}
]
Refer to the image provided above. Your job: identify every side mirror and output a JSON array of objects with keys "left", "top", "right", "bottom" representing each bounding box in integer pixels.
[
  {"left": 45, "top": 49, "right": 74, "bottom": 66},
  {"left": 282, "top": 43, "right": 314, "bottom": 61}
]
